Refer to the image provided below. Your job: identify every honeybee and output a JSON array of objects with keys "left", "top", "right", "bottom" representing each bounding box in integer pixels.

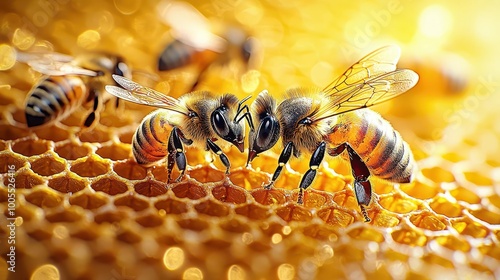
[
  {"left": 105, "top": 75, "right": 253, "bottom": 182},
  {"left": 17, "top": 51, "right": 131, "bottom": 128},
  {"left": 246, "top": 45, "right": 419, "bottom": 222},
  {"left": 156, "top": 0, "right": 258, "bottom": 90}
]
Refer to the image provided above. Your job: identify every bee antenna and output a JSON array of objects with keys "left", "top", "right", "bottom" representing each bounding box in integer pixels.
[{"left": 234, "top": 95, "right": 255, "bottom": 131}]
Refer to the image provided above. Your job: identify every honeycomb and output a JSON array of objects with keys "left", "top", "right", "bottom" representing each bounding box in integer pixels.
[{"left": 1, "top": 1, "right": 500, "bottom": 279}]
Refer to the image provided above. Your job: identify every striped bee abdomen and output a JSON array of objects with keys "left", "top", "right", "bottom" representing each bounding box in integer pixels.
[
  {"left": 132, "top": 109, "right": 173, "bottom": 165},
  {"left": 25, "top": 76, "right": 87, "bottom": 128},
  {"left": 158, "top": 40, "right": 196, "bottom": 71},
  {"left": 332, "top": 109, "right": 416, "bottom": 183}
]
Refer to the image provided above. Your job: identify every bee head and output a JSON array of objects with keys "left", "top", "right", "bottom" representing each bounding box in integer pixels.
[
  {"left": 247, "top": 91, "right": 280, "bottom": 165},
  {"left": 211, "top": 94, "right": 247, "bottom": 153}
]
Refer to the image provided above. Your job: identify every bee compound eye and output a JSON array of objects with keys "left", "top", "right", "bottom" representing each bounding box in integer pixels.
[
  {"left": 211, "top": 111, "right": 229, "bottom": 137},
  {"left": 256, "top": 116, "right": 277, "bottom": 149}
]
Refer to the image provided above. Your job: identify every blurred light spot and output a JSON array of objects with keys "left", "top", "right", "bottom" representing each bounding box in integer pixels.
[
  {"left": 163, "top": 247, "right": 185, "bottom": 270},
  {"left": 282, "top": 226, "right": 292, "bottom": 235},
  {"left": 277, "top": 263, "right": 295, "bottom": 280},
  {"left": 87, "top": 10, "right": 115, "bottom": 34},
  {"left": 12, "top": 28, "right": 35, "bottom": 50},
  {"left": 183, "top": 267, "right": 204, "bottom": 279},
  {"left": 114, "top": 0, "right": 141, "bottom": 15},
  {"left": 156, "top": 81, "right": 171, "bottom": 95},
  {"left": 310, "top": 61, "right": 333, "bottom": 87},
  {"left": 241, "top": 70, "right": 260, "bottom": 93},
  {"left": 227, "top": 265, "right": 246, "bottom": 280},
  {"left": 31, "top": 264, "right": 60, "bottom": 280},
  {"left": 271, "top": 233, "right": 282, "bottom": 244},
  {"left": 0, "top": 85, "right": 11, "bottom": 90},
  {"left": 158, "top": 209, "right": 167, "bottom": 216},
  {"left": 235, "top": 1, "right": 264, "bottom": 26},
  {"left": 0, "top": 44, "right": 17, "bottom": 71},
  {"left": 241, "top": 232, "right": 254, "bottom": 244},
  {"left": 418, "top": 5, "right": 452, "bottom": 38},
  {"left": 77, "top": 30, "right": 101, "bottom": 49},
  {"left": 53, "top": 225, "right": 68, "bottom": 239},
  {"left": 315, "top": 245, "right": 333, "bottom": 261}
]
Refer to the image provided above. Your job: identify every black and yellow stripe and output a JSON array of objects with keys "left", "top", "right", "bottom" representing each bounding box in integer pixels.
[{"left": 132, "top": 109, "right": 173, "bottom": 165}]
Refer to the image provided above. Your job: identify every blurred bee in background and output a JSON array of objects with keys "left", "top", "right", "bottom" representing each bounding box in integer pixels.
[
  {"left": 16, "top": 51, "right": 131, "bottom": 128},
  {"left": 105, "top": 75, "right": 253, "bottom": 182},
  {"left": 246, "top": 45, "right": 419, "bottom": 222},
  {"left": 156, "top": 0, "right": 258, "bottom": 91}
]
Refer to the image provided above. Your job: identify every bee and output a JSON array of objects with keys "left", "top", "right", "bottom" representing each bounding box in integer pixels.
[
  {"left": 246, "top": 45, "right": 419, "bottom": 222},
  {"left": 17, "top": 51, "right": 131, "bottom": 128},
  {"left": 156, "top": 0, "right": 258, "bottom": 90},
  {"left": 105, "top": 75, "right": 253, "bottom": 182}
]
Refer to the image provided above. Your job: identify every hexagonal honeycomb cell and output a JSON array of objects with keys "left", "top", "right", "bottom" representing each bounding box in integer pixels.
[{"left": 1, "top": 1, "right": 500, "bottom": 280}]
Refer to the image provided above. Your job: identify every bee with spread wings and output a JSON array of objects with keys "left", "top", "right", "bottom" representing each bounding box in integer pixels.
[
  {"left": 17, "top": 51, "right": 130, "bottom": 128},
  {"left": 105, "top": 75, "right": 253, "bottom": 181},
  {"left": 156, "top": 0, "right": 258, "bottom": 91},
  {"left": 246, "top": 45, "right": 419, "bottom": 222}
]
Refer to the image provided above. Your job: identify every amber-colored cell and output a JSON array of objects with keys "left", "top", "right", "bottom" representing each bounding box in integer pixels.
[
  {"left": 118, "top": 131, "right": 134, "bottom": 144},
  {"left": 478, "top": 244, "right": 500, "bottom": 260},
  {"left": 276, "top": 205, "right": 313, "bottom": 222},
  {"left": 34, "top": 126, "right": 70, "bottom": 142},
  {"left": 421, "top": 166, "right": 455, "bottom": 183},
  {"left": 78, "top": 127, "right": 111, "bottom": 143},
  {"left": 94, "top": 211, "right": 129, "bottom": 224},
  {"left": 347, "top": 227, "right": 385, "bottom": 242},
  {"left": 134, "top": 179, "right": 167, "bottom": 197},
  {"left": 0, "top": 153, "right": 26, "bottom": 173},
  {"left": 71, "top": 227, "right": 100, "bottom": 240},
  {"left": 435, "top": 235, "right": 471, "bottom": 252},
  {"left": 228, "top": 169, "right": 269, "bottom": 190},
  {"left": 391, "top": 229, "right": 427, "bottom": 246},
  {"left": 91, "top": 177, "right": 128, "bottom": 195},
  {"left": 4, "top": 172, "right": 44, "bottom": 189},
  {"left": 317, "top": 207, "right": 355, "bottom": 227},
  {"left": 171, "top": 181, "right": 207, "bottom": 200},
  {"left": 371, "top": 212, "right": 401, "bottom": 227},
  {"left": 69, "top": 193, "right": 108, "bottom": 210},
  {"left": 154, "top": 198, "right": 189, "bottom": 214},
  {"left": 400, "top": 181, "right": 440, "bottom": 200},
  {"left": 114, "top": 194, "right": 150, "bottom": 211},
  {"left": 302, "top": 224, "right": 338, "bottom": 240},
  {"left": 451, "top": 220, "right": 489, "bottom": 238},
  {"left": 70, "top": 156, "right": 110, "bottom": 177},
  {"left": 429, "top": 196, "right": 462, "bottom": 217},
  {"left": 297, "top": 190, "right": 331, "bottom": 209},
  {"left": 379, "top": 195, "right": 419, "bottom": 214},
  {"left": 150, "top": 164, "right": 180, "bottom": 182},
  {"left": 177, "top": 218, "right": 210, "bottom": 231},
  {"left": 96, "top": 143, "right": 131, "bottom": 160},
  {"left": 251, "top": 188, "right": 287, "bottom": 205},
  {"left": 117, "top": 229, "right": 143, "bottom": 243},
  {"left": 24, "top": 190, "right": 63, "bottom": 208},
  {"left": 0, "top": 124, "right": 30, "bottom": 140},
  {"left": 12, "top": 139, "right": 49, "bottom": 156},
  {"left": 409, "top": 212, "right": 447, "bottom": 231},
  {"left": 48, "top": 175, "right": 86, "bottom": 193},
  {"left": 136, "top": 214, "right": 164, "bottom": 227},
  {"left": 212, "top": 183, "right": 247, "bottom": 204},
  {"left": 55, "top": 142, "right": 90, "bottom": 160},
  {"left": 114, "top": 160, "right": 147, "bottom": 180},
  {"left": 469, "top": 209, "right": 500, "bottom": 225},
  {"left": 422, "top": 253, "right": 455, "bottom": 269},
  {"left": 462, "top": 171, "right": 493, "bottom": 186},
  {"left": 30, "top": 155, "right": 65, "bottom": 176},
  {"left": 46, "top": 209, "right": 83, "bottom": 223},
  {"left": 0, "top": 140, "right": 5, "bottom": 150},
  {"left": 449, "top": 186, "right": 480, "bottom": 204},
  {"left": 189, "top": 165, "right": 225, "bottom": 183},
  {"left": 27, "top": 228, "right": 53, "bottom": 241},
  {"left": 219, "top": 218, "right": 251, "bottom": 233},
  {"left": 488, "top": 194, "right": 500, "bottom": 209},
  {"left": 234, "top": 204, "right": 270, "bottom": 220},
  {"left": 194, "top": 200, "right": 230, "bottom": 217}
]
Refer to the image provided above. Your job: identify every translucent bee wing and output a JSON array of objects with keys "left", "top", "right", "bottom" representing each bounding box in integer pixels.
[
  {"left": 16, "top": 51, "right": 99, "bottom": 76},
  {"left": 322, "top": 45, "right": 402, "bottom": 95},
  {"left": 310, "top": 46, "right": 418, "bottom": 122},
  {"left": 106, "top": 75, "right": 189, "bottom": 116},
  {"left": 157, "top": 0, "right": 227, "bottom": 52}
]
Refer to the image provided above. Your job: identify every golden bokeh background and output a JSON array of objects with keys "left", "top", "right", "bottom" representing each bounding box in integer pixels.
[{"left": 1, "top": 0, "right": 500, "bottom": 279}]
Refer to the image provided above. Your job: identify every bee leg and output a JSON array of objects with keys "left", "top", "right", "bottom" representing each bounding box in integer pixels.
[
  {"left": 83, "top": 94, "right": 101, "bottom": 128},
  {"left": 264, "top": 142, "right": 294, "bottom": 189},
  {"left": 206, "top": 139, "right": 231, "bottom": 174},
  {"left": 297, "top": 142, "right": 326, "bottom": 204},
  {"left": 169, "top": 127, "right": 187, "bottom": 182},
  {"left": 330, "top": 143, "right": 372, "bottom": 222}
]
